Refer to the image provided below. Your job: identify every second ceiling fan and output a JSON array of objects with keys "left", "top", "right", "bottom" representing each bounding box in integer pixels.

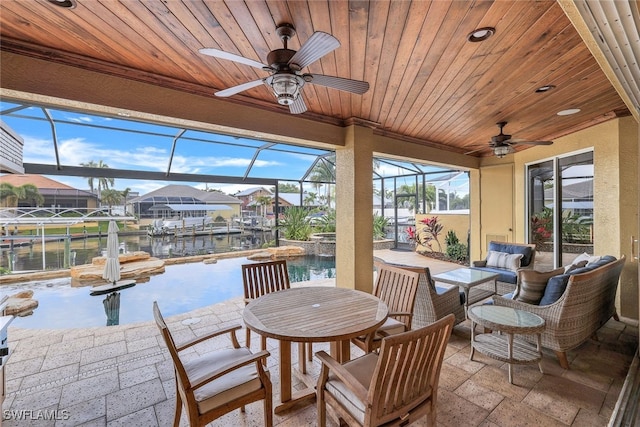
[
  {"left": 199, "top": 23, "right": 369, "bottom": 114},
  {"left": 467, "top": 121, "right": 554, "bottom": 157}
]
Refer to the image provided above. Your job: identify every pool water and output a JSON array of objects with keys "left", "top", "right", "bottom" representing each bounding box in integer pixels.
[{"left": 4, "top": 255, "right": 336, "bottom": 329}]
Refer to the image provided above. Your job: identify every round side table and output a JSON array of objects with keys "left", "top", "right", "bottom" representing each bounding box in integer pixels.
[{"left": 468, "top": 305, "right": 545, "bottom": 384}]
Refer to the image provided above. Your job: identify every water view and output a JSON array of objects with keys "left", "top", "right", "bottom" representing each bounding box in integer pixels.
[
  {"left": 3, "top": 255, "right": 336, "bottom": 329},
  {"left": 1, "top": 230, "right": 276, "bottom": 272}
]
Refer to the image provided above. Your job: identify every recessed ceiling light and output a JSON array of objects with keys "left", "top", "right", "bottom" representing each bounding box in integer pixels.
[
  {"left": 557, "top": 108, "right": 581, "bottom": 116},
  {"left": 47, "top": 0, "right": 76, "bottom": 9},
  {"left": 467, "top": 27, "right": 496, "bottom": 42},
  {"left": 535, "top": 85, "right": 556, "bottom": 93}
]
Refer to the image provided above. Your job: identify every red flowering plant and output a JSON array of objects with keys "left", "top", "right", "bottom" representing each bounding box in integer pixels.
[
  {"left": 531, "top": 216, "right": 552, "bottom": 244},
  {"left": 405, "top": 226, "right": 417, "bottom": 246},
  {"left": 417, "top": 216, "right": 444, "bottom": 252},
  {"left": 531, "top": 208, "right": 553, "bottom": 244}
]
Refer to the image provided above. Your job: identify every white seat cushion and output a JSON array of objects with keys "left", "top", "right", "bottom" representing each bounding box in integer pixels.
[
  {"left": 325, "top": 353, "right": 378, "bottom": 424},
  {"left": 374, "top": 317, "right": 406, "bottom": 339},
  {"left": 183, "top": 347, "right": 267, "bottom": 414},
  {"left": 356, "top": 317, "right": 406, "bottom": 343}
]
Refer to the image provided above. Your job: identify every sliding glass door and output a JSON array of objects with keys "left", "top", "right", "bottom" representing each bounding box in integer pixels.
[{"left": 527, "top": 151, "right": 594, "bottom": 270}]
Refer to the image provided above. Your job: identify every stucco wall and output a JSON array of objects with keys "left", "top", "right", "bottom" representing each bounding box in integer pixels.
[
  {"left": 415, "top": 213, "right": 469, "bottom": 254},
  {"left": 482, "top": 117, "right": 639, "bottom": 320}
]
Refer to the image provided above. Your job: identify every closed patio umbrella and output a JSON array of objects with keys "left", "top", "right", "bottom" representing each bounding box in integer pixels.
[
  {"left": 103, "top": 291, "right": 120, "bottom": 326},
  {"left": 102, "top": 220, "right": 121, "bottom": 284}
]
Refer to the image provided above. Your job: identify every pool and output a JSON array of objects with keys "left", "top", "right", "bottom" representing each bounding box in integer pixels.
[{"left": 3, "top": 255, "right": 336, "bottom": 329}]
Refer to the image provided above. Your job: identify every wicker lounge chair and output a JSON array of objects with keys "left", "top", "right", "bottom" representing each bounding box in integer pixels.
[
  {"left": 493, "top": 255, "right": 625, "bottom": 369},
  {"left": 376, "top": 261, "right": 466, "bottom": 328}
]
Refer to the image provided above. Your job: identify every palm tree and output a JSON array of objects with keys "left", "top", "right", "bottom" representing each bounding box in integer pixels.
[
  {"left": 80, "top": 160, "right": 114, "bottom": 199},
  {"left": 255, "top": 195, "right": 272, "bottom": 217},
  {"left": 80, "top": 160, "right": 98, "bottom": 193},
  {"left": 309, "top": 156, "right": 335, "bottom": 209},
  {"left": 0, "top": 183, "right": 44, "bottom": 208},
  {"left": 100, "top": 188, "right": 122, "bottom": 216},
  {"left": 121, "top": 187, "right": 131, "bottom": 215},
  {"left": 303, "top": 192, "right": 317, "bottom": 206}
]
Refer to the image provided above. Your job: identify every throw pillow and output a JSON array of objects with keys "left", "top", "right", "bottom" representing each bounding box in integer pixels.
[
  {"left": 563, "top": 260, "right": 588, "bottom": 273},
  {"left": 572, "top": 252, "right": 601, "bottom": 266},
  {"left": 514, "top": 267, "right": 564, "bottom": 304},
  {"left": 485, "top": 251, "right": 523, "bottom": 271}
]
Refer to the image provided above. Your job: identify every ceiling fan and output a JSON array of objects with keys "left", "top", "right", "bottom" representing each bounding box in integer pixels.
[
  {"left": 466, "top": 121, "right": 554, "bottom": 157},
  {"left": 199, "top": 23, "right": 370, "bottom": 114}
]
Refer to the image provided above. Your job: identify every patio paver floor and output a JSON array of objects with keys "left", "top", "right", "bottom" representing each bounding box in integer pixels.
[{"left": 2, "top": 250, "right": 637, "bottom": 426}]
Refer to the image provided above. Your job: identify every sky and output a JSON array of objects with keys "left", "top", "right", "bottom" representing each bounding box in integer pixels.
[
  {"left": 1, "top": 100, "right": 468, "bottom": 197},
  {"left": 0, "top": 101, "right": 330, "bottom": 195}
]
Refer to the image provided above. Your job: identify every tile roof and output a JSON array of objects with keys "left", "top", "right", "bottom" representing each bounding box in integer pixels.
[
  {"left": 129, "top": 184, "right": 241, "bottom": 204},
  {"left": 0, "top": 174, "right": 77, "bottom": 189}
]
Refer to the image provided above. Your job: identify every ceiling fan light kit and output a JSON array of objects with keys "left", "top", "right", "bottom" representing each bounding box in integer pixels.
[
  {"left": 200, "top": 23, "right": 369, "bottom": 114},
  {"left": 493, "top": 145, "right": 513, "bottom": 158},
  {"left": 269, "top": 74, "right": 304, "bottom": 105}
]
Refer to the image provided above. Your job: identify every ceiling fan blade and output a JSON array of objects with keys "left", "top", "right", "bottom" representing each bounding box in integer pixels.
[
  {"left": 464, "top": 146, "right": 487, "bottom": 155},
  {"left": 214, "top": 79, "right": 265, "bottom": 97},
  {"left": 308, "top": 74, "right": 370, "bottom": 94},
  {"left": 510, "top": 139, "right": 554, "bottom": 146},
  {"left": 199, "top": 48, "right": 267, "bottom": 70},
  {"left": 288, "top": 32, "right": 340, "bottom": 70},
  {"left": 289, "top": 95, "right": 307, "bottom": 114}
]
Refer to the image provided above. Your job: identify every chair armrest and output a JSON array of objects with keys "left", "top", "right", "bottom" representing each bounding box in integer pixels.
[
  {"left": 472, "top": 260, "right": 487, "bottom": 267},
  {"left": 176, "top": 324, "right": 242, "bottom": 351},
  {"left": 315, "top": 351, "right": 369, "bottom": 403},
  {"left": 190, "top": 349, "right": 270, "bottom": 391}
]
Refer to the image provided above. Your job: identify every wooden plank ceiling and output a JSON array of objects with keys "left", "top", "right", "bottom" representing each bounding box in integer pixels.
[{"left": 0, "top": 0, "right": 629, "bottom": 157}]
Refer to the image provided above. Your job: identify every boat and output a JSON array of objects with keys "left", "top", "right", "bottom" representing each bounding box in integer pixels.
[
  {"left": 148, "top": 216, "right": 213, "bottom": 236},
  {"left": 147, "top": 203, "right": 230, "bottom": 236}
]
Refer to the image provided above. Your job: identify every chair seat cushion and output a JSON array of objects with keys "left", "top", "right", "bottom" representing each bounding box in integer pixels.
[
  {"left": 325, "top": 353, "right": 378, "bottom": 424},
  {"left": 472, "top": 266, "right": 518, "bottom": 284},
  {"left": 184, "top": 347, "right": 267, "bottom": 414},
  {"left": 377, "top": 317, "right": 406, "bottom": 336}
]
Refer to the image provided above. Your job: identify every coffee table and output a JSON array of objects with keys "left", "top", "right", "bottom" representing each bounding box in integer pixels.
[
  {"left": 243, "top": 286, "right": 388, "bottom": 414},
  {"left": 432, "top": 268, "right": 499, "bottom": 316},
  {"left": 468, "top": 305, "right": 545, "bottom": 384}
]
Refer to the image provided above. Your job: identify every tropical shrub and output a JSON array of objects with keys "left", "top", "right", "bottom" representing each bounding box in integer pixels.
[
  {"left": 314, "top": 210, "right": 336, "bottom": 232},
  {"left": 445, "top": 230, "right": 468, "bottom": 262},
  {"left": 373, "top": 214, "right": 389, "bottom": 240},
  {"left": 279, "top": 206, "right": 313, "bottom": 240},
  {"left": 444, "top": 230, "right": 459, "bottom": 246}
]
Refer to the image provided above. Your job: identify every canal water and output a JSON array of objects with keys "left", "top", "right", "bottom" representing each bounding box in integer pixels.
[{"left": 1, "top": 230, "right": 276, "bottom": 272}]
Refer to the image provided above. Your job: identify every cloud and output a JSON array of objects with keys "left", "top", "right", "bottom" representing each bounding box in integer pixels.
[{"left": 66, "top": 116, "right": 93, "bottom": 123}]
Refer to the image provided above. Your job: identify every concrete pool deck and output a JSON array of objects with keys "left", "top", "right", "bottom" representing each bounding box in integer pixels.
[{"left": 2, "top": 249, "right": 638, "bottom": 426}]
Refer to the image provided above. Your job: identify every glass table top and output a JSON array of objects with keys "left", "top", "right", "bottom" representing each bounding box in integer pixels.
[{"left": 469, "top": 305, "right": 545, "bottom": 329}]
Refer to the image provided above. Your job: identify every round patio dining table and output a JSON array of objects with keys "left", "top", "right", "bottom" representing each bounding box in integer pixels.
[{"left": 243, "top": 286, "right": 388, "bottom": 414}]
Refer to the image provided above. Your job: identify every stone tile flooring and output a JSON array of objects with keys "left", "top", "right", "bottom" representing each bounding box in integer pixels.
[{"left": 2, "top": 250, "right": 638, "bottom": 426}]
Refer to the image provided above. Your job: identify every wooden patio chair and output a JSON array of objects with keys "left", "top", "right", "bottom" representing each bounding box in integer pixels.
[
  {"left": 351, "top": 262, "right": 420, "bottom": 353},
  {"left": 153, "top": 302, "right": 272, "bottom": 427},
  {"left": 241, "top": 260, "right": 312, "bottom": 372},
  {"left": 317, "top": 314, "right": 455, "bottom": 427}
]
